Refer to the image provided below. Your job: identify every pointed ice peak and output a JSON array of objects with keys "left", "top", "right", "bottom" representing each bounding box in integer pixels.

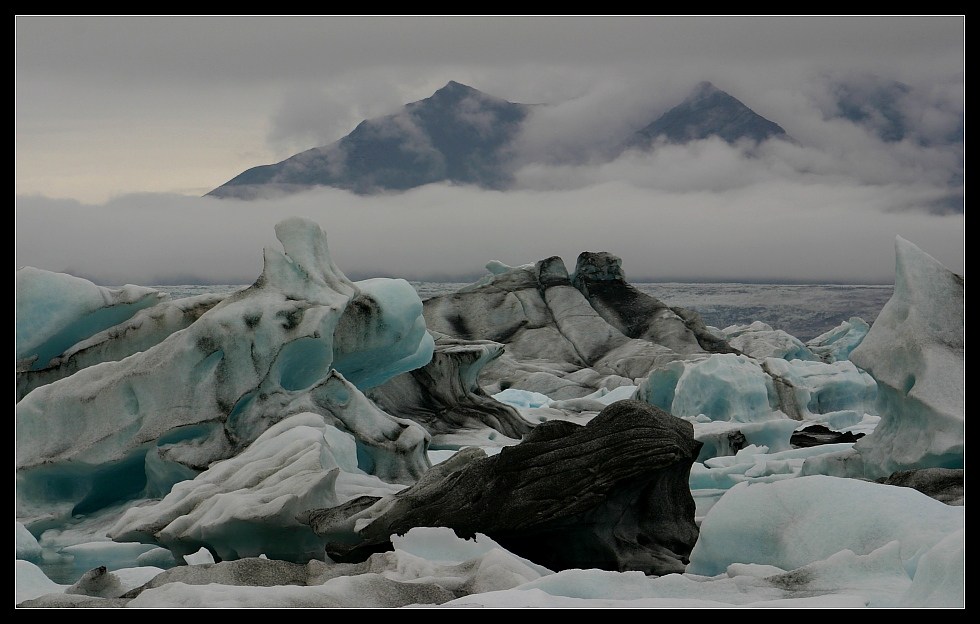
[
  {"left": 893, "top": 235, "right": 963, "bottom": 300},
  {"left": 260, "top": 217, "right": 356, "bottom": 302}
]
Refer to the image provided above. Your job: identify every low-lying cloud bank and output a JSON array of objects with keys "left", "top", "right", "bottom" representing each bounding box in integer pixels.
[{"left": 15, "top": 161, "right": 963, "bottom": 285}]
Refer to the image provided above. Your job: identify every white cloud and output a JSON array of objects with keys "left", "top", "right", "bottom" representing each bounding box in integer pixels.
[{"left": 15, "top": 182, "right": 963, "bottom": 286}]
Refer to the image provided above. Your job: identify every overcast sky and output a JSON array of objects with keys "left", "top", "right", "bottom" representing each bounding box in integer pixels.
[{"left": 15, "top": 16, "right": 964, "bottom": 284}]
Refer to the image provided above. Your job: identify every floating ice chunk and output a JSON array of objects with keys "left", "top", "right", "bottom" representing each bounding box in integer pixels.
[
  {"left": 806, "top": 317, "right": 870, "bottom": 362},
  {"left": 763, "top": 357, "right": 877, "bottom": 421},
  {"left": 136, "top": 547, "right": 177, "bottom": 568},
  {"left": 690, "top": 442, "right": 855, "bottom": 495},
  {"left": 183, "top": 548, "right": 215, "bottom": 565},
  {"left": 493, "top": 388, "right": 553, "bottom": 409},
  {"left": 900, "top": 528, "right": 964, "bottom": 608},
  {"left": 639, "top": 354, "right": 776, "bottom": 422},
  {"left": 722, "top": 321, "right": 817, "bottom": 361},
  {"left": 16, "top": 521, "right": 42, "bottom": 561},
  {"left": 550, "top": 384, "right": 640, "bottom": 412},
  {"left": 692, "top": 419, "right": 799, "bottom": 462},
  {"left": 16, "top": 218, "right": 434, "bottom": 526},
  {"left": 848, "top": 237, "right": 964, "bottom": 477},
  {"left": 331, "top": 278, "right": 434, "bottom": 390},
  {"left": 390, "top": 527, "right": 551, "bottom": 575},
  {"left": 60, "top": 541, "right": 160, "bottom": 572},
  {"left": 15, "top": 560, "right": 67, "bottom": 605},
  {"left": 17, "top": 293, "right": 225, "bottom": 400},
  {"left": 687, "top": 475, "right": 964, "bottom": 578},
  {"left": 15, "top": 267, "right": 165, "bottom": 370},
  {"left": 758, "top": 541, "right": 912, "bottom": 608},
  {"left": 109, "top": 412, "right": 407, "bottom": 563}
]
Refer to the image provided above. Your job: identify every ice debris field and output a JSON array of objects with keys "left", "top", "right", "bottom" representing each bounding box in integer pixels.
[{"left": 15, "top": 218, "right": 963, "bottom": 608}]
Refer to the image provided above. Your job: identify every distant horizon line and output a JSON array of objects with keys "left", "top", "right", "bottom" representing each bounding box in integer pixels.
[{"left": 130, "top": 275, "right": 897, "bottom": 288}]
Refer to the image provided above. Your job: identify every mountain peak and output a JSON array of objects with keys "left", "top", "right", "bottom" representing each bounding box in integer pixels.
[
  {"left": 208, "top": 80, "right": 529, "bottom": 199},
  {"left": 430, "top": 80, "right": 484, "bottom": 101},
  {"left": 629, "top": 81, "right": 790, "bottom": 148},
  {"left": 689, "top": 80, "right": 721, "bottom": 99},
  {"left": 443, "top": 80, "right": 469, "bottom": 90}
]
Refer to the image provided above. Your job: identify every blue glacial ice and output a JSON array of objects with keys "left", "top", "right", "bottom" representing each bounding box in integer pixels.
[
  {"left": 13, "top": 228, "right": 965, "bottom": 608},
  {"left": 15, "top": 267, "right": 165, "bottom": 370},
  {"left": 688, "top": 475, "right": 964, "bottom": 579},
  {"left": 637, "top": 354, "right": 776, "bottom": 423},
  {"left": 806, "top": 316, "right": 870, "bottom": 363},
  {"left": 18, "top": 292, "right": 226, "bottom": 400},
  {"left": 16, "top": 217, "right": 434, "bottom": 534}
]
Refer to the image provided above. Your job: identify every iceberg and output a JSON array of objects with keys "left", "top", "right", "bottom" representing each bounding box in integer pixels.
[
  {"left": 762, "top": 357, "right": 877, "bottom": 422},
  {"left": 367, "top": 332, "right": 532, "bottom": 445},
  {"left": 423, "top": 252, "right": 729, "bottom": 400},
  {"left": 306, "top": 400, "right": 701, "bottom": 576},
  {"left": 13, "top": 230, "right": 965, "bottom": 608},
  {"left": 16, "top": 217, "right": 434, "bottom": 530},
  {"left": 848, "top": 237, "right": 964, "bottom": 477},
  {"left": 15, "top": 267, "right": 165, "bottom": 370},
  {"left": 806, "top": 317, "right": 870, "bottom": 363},
  {"left": 637, "top": 354, "right": 776, "bottom": 423},
  {"left": 109, "top": 412, "right": 408, "bottom": 563},
  {"left": 17, "top": 292, "right": 225, "bottom": 400},
  {"left": 687, "top": 475, "right": 964, "bottom": 577},
  {"left": 721, "top": 321, "right": 817, "bottom": 361}
]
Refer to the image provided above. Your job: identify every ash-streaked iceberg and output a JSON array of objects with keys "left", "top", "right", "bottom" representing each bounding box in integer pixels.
[
  {"left": 762, "top": 357, "right": 877, "bottom": 423},
  {"left": 423, "top": 252, "right": 728, "bottom": 400},
  {"left": 17, "top": 292, "right": 226, "bottom": 400},
  {"left": 16, "top": 217, "right": 434, "bottom": 533},
  {"left": 368, "top": 332, "right": 532, "bottom": 447},
  {"left": 305, "top": 400, "right": 701, "bottom": 577}
]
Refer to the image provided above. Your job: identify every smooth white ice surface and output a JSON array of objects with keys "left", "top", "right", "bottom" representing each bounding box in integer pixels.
[
  {"left": 15, "top": 560, "right": 67, "bottom": 605},
  {"left": 688, "top": 475, "right": 964, "bottom": 579}
]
